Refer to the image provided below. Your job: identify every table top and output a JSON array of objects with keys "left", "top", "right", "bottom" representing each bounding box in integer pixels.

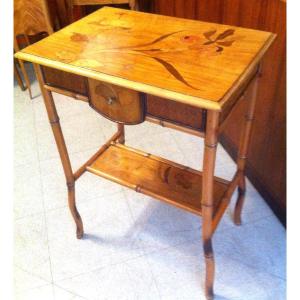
[{"left": 15, "top": 7, "right": 275, "bottom": 110}]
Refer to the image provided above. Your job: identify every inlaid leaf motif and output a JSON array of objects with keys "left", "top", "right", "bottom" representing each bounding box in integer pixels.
[
  {"left": 203, "top": 41, "right": 214, "bottom": 45},
  {"left": 217, "top": 40, "right": 235, "bottom": 47},
  {"left": 203, "top": 30, "right": 217, "bottom": 40},
  {"left": 202, "top": 28, "right": 236, "bottom": 52},
  {"left": 216, "top": 46, "right": 223, "bottom": 52},
  {"left": 215, "top": 29, "right": 235, "bottom": 41},
  {"left": 152, "top": 57, "right": 199, "bottom": 90}
]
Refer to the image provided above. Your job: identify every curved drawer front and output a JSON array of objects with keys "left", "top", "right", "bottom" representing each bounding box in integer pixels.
[{"left": 88, "top": 79, "right": 145, "bottom": 125}]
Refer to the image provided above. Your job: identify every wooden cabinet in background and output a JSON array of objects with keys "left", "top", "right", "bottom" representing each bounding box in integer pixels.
[{"left": 140, "top": 0, "right": 286, "bottom": 225}]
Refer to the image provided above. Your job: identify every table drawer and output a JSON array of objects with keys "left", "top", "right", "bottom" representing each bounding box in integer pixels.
[{"left": 88, "top": 79, "right": 145, "bottom": 125}]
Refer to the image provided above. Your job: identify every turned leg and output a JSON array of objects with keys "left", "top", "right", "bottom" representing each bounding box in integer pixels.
[
  {"left": 234, "top": 70, "right": 259, "bottom": 225},
  {"left": 117, "top": 123, "right": 125, "bottom": 144},
  {"left": 201, "top": 110, "right": 220, "bottom": 300},
  {"left": 34, "top": 63, "right": 84, "bottom": 239}
]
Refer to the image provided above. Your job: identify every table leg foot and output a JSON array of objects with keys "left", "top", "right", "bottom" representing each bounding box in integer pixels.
[
  {"left": 76, "top": 226, "right": 84, "bottom": 239},
  {"left": 68, "top": 185, "right": 84, "bottom": 239},
  {"left": 234, "top": 176, "right": 246, "bottom": 225},
  {"left": 203, "top": 239, "right": 215, "bottom": 300}
]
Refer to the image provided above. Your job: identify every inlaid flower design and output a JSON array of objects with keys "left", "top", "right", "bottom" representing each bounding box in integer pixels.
[
  {"left": 203, "top": 29, "right": 236, "bottom": 52},
  {"left": 62, "top": 24, "right": 237, "bottom": 91}
]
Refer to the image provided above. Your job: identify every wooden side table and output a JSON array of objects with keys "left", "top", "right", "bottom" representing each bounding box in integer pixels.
[{"left": 15, "top": 7, "right": 275, "bottom": 299}]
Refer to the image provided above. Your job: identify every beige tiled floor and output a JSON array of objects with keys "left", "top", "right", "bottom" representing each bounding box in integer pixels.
[{"left": 14, "top": 65, "right": 286, "bottom": 300}]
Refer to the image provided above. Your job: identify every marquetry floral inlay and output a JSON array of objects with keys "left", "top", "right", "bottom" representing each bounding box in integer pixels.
[{"left": 60, "top": 23, "right": 237, "bottom": 90}]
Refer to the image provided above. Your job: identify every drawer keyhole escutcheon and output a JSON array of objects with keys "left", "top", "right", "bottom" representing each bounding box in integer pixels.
[
  {"left": 107, "top": 97, "right": 116, "bottom": 105},
  {"left": 88, "top": 78, "right": 145, "bottom": 125}
]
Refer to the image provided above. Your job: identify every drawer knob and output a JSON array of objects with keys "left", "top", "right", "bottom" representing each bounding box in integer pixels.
[{"left": 106, "top": 97, "right": 116, "bottom": 105}]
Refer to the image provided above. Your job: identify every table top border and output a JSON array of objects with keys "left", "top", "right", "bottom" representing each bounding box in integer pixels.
[
  {"left": 14, "top": 7, "right": 276, "bottom": 111},
  {"left": 15, "top": 51, "right": 223, "bottom": 110}
]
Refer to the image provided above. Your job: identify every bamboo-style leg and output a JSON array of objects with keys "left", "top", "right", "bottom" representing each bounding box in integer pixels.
[
  {"left": 234, "top": 71, "right": 259, "bottom": 225},
  {"left": 14, "top": 61, "right": 25, "bottom": 91},
  {"left": 117, "top": 123, "right": 125, "bottom": 144},
  {"left": 34, "top": 63, "right": 84, "bottom": 239},
  {"left": 234, "top": 175, "right": 246, "bottom": 225},
  {"left": 68, "top": 183, "right": 84, "bottom": 239},
  {"left": 201, "top": 110, "right": 220, "bottom": 300}
]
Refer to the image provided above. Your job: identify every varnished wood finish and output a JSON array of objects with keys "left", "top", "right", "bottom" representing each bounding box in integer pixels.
[
  {"left": 234, "top": 71, "right": 260, "bottom": 225},
  {"left": 68, "top": 0, "right": 137, "bottom": 23},
  {"left": 73, "top": 130, "right": 122, "bottom": 179},
  {"left": 87, "top": 142, "right": 228, "bottom": 216},
  {"left": 14, "top": 0, "right": 54, "bottom": 36},
  {"left": 42, "top": 66, "right": 87, "bottom": 94},
  {"left": 15, "top": 8, "right": 276, "bottom": 299},
  {"left": 145, "top": 115, "right": 204, "bottom": 138},
  {"left": 117, "top": 123, "right": 125, "bottom": 144},
  {"left": 72, "top": 0, "right": 135, "bottom": 5},
  {"left": 14, "top": 0, "right": 54, "bottom": 99},
  {"left": 34, "top": 64, "right": 84, "bottom": 239},
  {"left": 219, "top": 0, "right": 286, "bottom": 225},
  {"left": 44, "top": 84, "right": 89, "bottom": 102},
  {"left": 147, "top": 95, "right": 204, "bottom": 130},
  {"left": 149, "top": 0, "right": 286, "bottom": 225},
  {"left": 88, "top": 79, "right": 145, "bottom": 124},
  {"left": 201, "top": 111, "right": 220, "bottom": 299},
  {"left": 15, "top": 7, "right": 275, "bottom": 111},
  {"left": 213, "top": 170, "right": 241, "bottom": 233}
]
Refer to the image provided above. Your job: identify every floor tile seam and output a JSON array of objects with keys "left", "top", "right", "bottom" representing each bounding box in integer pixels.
[
  {"left": 169, "top": 130, "right": 203, "bottom": 157},
  {"left": 37, "top": 145, "right": 102, "bottom": 164},
  {"left": 214, "top": 216, "right": 286, "bottom": 280},
  {"left": 14, "top": 209, "right": 46, "bottom": 221},
  {"left": 149, "top": 235, "right": 287, "bottom": 283},
  {"left": 13, "top": 159, "right": 40, "bottom": 168},
  {"left": 42, "top": 188, "right": 127, "bottom": 215},
  {"left": 32, "top": 114, "right": 55, "bottom": 286},
  {"left": 14, "top": 119, "right": 36, "bottom": 130},
  {"left": 121, "top": 188, "right": 162, "bottom": 300},
  {"left": 216, "top": 212, "right": 283, "bottom": 235},
  {"left": 52, "top": 282, "right": 90, "bottom": 300},
  {"left": 51, "top": 252, "right": 148, "bottom": 284},
  {"left": 14, "top": 281, "right": 53, "bottom": 296},
  {"left": 14, "top": 264, "right": 53, "bottom": 287},
  {"left": 215, "top": 251, "right": 287, "bottom": 282},
  {"left": 137, "top": 246, "right": 163, "bottom": 300}
]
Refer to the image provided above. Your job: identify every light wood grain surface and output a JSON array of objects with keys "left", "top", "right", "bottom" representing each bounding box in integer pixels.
[
  {"left": 15, "top": 7, "right": 275, "bottom": 110},
  {"left": 87, "top": 142, "right": 228, "bottom": 215}
]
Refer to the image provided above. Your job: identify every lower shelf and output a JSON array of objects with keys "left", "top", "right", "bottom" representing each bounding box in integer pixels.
[{"left": 86, "top": 143, "right": 229, "bottom": 216}]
